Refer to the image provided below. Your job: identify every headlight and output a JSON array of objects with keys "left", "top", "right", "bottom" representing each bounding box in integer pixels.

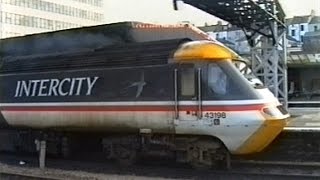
[{"left": 262, "top": 106, "right": 284, "bottom": 117}]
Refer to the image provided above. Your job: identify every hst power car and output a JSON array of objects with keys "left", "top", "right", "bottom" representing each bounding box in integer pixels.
[{"left": 0, "top": 37, "right": 289, "bottom": 168}]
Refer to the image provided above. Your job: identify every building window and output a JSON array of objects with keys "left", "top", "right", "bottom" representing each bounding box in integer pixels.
[
  {"left": 300, "top": 24, "right": 304, "bottom": 31},
  {"left": 5, "top": 12, "right": 13, "bottom": 24},
  {"left": 0, "top": 11, "right": 80, "bottom": 30},
  {"left": 291, "top": 29, "right": 296, "bottom": 36},
  {"left": 1, "top": 0, "right": 103, "bottom": 22},
  {"left": 301, "top": 35, "right": 304, "bottom": 42},
  {"left": 315, "top": 26, "right": 318, "bottom": 31}
]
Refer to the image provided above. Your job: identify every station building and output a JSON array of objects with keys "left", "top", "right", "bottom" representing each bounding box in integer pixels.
[
  {"left": 288, "top": 31, "right": 320, "bottom": 101},
  {"left": 0, "top": 0, "right": 104, "bottom": 38},
  {"left": 286, "top": 14, "right": 320, "bottom": 102}
]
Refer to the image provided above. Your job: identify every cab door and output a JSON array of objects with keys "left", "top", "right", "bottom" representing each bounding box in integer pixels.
[{"left": 174, "top": 65, "right": 202, "bottom": 122}]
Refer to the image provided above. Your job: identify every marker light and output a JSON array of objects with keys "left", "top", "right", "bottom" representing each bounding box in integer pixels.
[{"left": 173, "top": 41, "right": 241, "bottom": 61}]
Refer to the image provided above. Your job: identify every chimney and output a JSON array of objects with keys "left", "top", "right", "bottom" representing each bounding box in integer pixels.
[
  {"left": 311, "top": 9, "right": 316, "bottom": 16},
  {"left": 217, "top": 21, "right": 222, "bottom": 25}
]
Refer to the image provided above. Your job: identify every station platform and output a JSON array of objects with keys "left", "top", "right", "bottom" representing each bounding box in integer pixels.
[{"left": 284, "top": 108, "right": 320, "bottom": 131}]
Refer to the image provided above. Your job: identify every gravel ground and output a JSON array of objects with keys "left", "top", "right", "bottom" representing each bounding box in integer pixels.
[
  {"left": 0, "top": 162, "right": 173, "bottom": 180},
  {"left": 0, "top": 153, "right": 179, "bottom": 180},
  {"left": 1, "top": 153, "right": 320, "bottom": 180}
]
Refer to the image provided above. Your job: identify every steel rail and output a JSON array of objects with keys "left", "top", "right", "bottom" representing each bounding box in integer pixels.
[{"left": 0, "top": 172, "right": 64, "bottom": 180}]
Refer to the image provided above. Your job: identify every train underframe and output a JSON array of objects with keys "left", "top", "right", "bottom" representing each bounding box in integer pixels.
[{"left": 0, "top": 128, "right": 231, "bottom": 169}]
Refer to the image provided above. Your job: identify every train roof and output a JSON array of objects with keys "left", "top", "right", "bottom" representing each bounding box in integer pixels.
[
  {"left": 0, "top": 22, "right": 138, "bottom": 58},
  {"left": 0, "top": 21, "right": 212, "bottom": 59},
  {"left": 1, "top": 39, "right": 243, "bottom": 74}
]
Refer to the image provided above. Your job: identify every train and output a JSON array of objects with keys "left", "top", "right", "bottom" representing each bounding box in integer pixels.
[{"left": 0, "top": 22, "right": 289, "bottom": 168}]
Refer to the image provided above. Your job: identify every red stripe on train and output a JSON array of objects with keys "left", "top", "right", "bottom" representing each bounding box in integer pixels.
[{"left": 0, "top": 104, "right": 265, "bottom": 111}]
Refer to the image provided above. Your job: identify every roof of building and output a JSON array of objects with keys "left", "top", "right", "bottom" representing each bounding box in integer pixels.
[
  {"left": 236, "top": 36, "right": 248, "bottom": 42},
  {"left": 217, "top": 38, "right": 235, "bottom": 45},
  {"left": 310, "top": 16, "right": 320, "bottom": 24},
  {"left": 198, "top": 25, "right": 228, "bottom": 32},
  {"left": 287, "top": 52, "right": 320, "bottom": 66},
  {"left": 198, "top": 24, "right": 241, "bottom": 33},
  {"left": 304, "top": 31, "right": 320, "bottom": 37},
  {"left": 290, "top": 15, "right": 312, "bottom": 24},
  {"left": 285, "top": 18, "right": 293, "bottom": 26},
  {"left": 287, "top": 35, "right": 300, "bottom": 43}
]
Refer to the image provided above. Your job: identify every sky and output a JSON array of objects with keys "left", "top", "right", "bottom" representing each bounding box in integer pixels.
[
  {"left": 279, "top": 0, "right": 319, "bottom": 17},
  {"left": 104, "top": 0, "right": 319, "bottom": 26}
]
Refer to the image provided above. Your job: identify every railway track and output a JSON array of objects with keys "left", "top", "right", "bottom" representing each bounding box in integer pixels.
[
  {"left": 230, "top": 160, "right": 320, "bottom": 179},
  {"left": 0, "top": 152, "right": 320, "bottom": 180},
  {"left": 228, "top": 129, "right": 320, "bottom": 164},
  {"left": 1, "top": 121, "right": 320, "bottom": 179},
  {"left": 0, "top": 172, "right": 61, "bottom": 180},
  {"left": 0, "top": 164, "right": 98, "bottom": 180}
]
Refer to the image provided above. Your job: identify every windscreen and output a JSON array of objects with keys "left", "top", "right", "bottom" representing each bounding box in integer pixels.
[{"left": 202, "top": 60, "right": 261, "bottom": 100}]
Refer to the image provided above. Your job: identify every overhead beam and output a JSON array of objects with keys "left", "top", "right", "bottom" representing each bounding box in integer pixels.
[{"left": 175, "top": 0, "right": 286, "bottom": 45}]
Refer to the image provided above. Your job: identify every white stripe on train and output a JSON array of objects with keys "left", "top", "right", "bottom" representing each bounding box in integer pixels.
[{"left": 0, "top": 99, "right": 276, "bottom": 107}]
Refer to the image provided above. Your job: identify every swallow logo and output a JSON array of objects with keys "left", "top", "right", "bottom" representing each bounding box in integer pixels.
[{"left": 122, "top": 72, "right": 146, "bottom": 98}]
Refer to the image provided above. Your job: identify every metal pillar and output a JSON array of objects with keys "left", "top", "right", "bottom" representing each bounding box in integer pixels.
[{"left": 251, "top": 3, "right": 288, "bottom": 108}]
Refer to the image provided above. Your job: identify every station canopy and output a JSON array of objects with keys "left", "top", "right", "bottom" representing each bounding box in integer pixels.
[{"left": 175, "top": 0, "right": 286, "bottom": 45}]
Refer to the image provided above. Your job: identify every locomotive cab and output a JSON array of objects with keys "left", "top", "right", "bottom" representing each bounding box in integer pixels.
[{"left": 172, "top": 41, "right": 289, "bottom": 155}]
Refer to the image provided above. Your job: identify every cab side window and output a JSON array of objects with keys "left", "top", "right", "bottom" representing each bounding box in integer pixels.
[{"left": 180, "top": 67, "right": 195, "bottom": 97}]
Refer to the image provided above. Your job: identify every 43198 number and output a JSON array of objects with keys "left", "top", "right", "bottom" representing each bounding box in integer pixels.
[{"left": 204, "top": 112, "right": 226, "bottom": 119}]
